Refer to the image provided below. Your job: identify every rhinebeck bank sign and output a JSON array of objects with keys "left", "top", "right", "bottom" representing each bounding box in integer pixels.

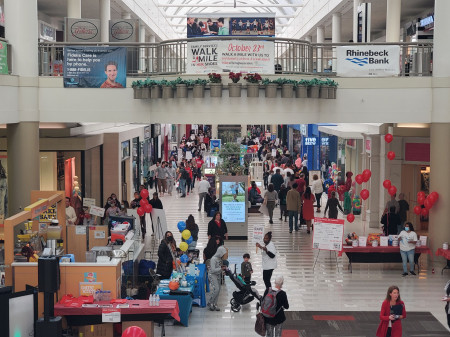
[
  {"left": 336, "top": 45, "right": 400, "bottom": 77},
  {"left": 186, "top": 40, "right": 274, "bottom": 74}
]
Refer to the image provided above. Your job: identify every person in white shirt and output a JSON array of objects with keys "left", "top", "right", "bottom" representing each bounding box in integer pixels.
[
  {"left": 256, "top": 231, "right": 277, "bottom": 289},
  {"left": 302, "top": 154, "right": 308, "bottom": 167},
  {"left": 197, "top": 177, "right": 211, "bottom": 212},
  {"left": 65, "top": 197, "right": 77, "bottom": 225},
  {"left": 398, "top": 222, "right": 418, "bottom": 276},
  {"left": 311, "top": 174, "right": 324, "bottom": 212}
]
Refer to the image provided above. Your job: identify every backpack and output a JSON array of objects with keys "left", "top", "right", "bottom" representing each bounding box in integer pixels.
[
  {"left": 261, "top": 287, "right": 279, "bottom": 318},
  {"left": 181, "top": 168, "right": 189, "bottom": 180}
]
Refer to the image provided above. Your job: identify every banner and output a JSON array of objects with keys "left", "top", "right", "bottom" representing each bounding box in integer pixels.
[
  {"left": 0, "top": 41, "right": 8, "bottom": 74},
  {"left": 312, "top": 217, "right": 344, "bottom": 251},
  {"left": 64, "top": 46, "right": 126, "bottom": 88},
  {"left": 336, "top": 45, "right": 400, "bottom": 77},
  {"left": 187, "top": 40, "right": 274, "bottom": 74},
  {"left": 187, "top": 16, "right": 275, "bottom": 38},
  {"left": 210, "top": 139, "right": 221, "bottom": 154}
]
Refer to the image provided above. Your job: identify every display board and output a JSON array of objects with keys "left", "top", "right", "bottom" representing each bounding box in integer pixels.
[
  {"left": 219, "top": 175, "right": 248, "bottom": 239},
  {"left": 312, "top": 217, "right": 344, "bottom": 251}
]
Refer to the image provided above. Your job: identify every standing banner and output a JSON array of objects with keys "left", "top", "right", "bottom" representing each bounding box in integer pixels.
[
  {"left": 312, "top": 217, "right": 344, "bottom": 251},
  {"left": 210, "top": 139, "right": 221, "bottom": 154},
  {"left": 63, "top": 46, "right": 127, "bottom": 88},
  {"left": 187, "top": 40, "right": 274, "bottom": 74},
  {"left": 336, "top": 45, "right": 400, "bottom": 77},
  {"left": 0, "top": 41, "right": 8, "bottom": 74}
]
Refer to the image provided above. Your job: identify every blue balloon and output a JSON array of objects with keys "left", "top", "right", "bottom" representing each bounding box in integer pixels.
[
  {"left": 186, "top": 236, "right": 193, "bottom": 244},
  {"left": 180, "top": 254, "right": 189, "bottom": 263},
  {"left": 177, "top": 221, "right": 186, "bottom": 232}
]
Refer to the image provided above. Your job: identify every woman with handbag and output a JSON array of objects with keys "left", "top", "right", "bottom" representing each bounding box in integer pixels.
[
  {"left": 376, "top": 285, "right": 406, "bottom": 337},
  {"left": 264, "top": 183, "right": 278, "bottom": 224},
  {"left": 262, "top": 275, "right": 289, "bottom": 337}
]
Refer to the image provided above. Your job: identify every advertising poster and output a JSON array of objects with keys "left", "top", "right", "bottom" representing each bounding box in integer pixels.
[
  {"left": 63, "top": 46, "right": 126, "bottom": 88},
  {"left": 0, "top": 41, "right": 8, "bottom": 74},
  {"left": 240, "top": 145, "right": 247, "bottom": 165},
  {"left": 65, "top": 18, "right": 101, "bottom": 42},
  {"left": 84, "top": 272, "right": 97, "bottom": 282},
  {"left": 221, "top": 181, "right": 246, "bottom": 223},
  {"left": 79, "top": 282, "right": 103, "bottom": 296},
  {"left": 109, "top": 19, "right": 139, "bottom": 42},
  {"left": 39, "top": 204, "right": 57, "bottom": 222},
  {"left": 187, "top": 40, "right": 274, "bottom": 74},
  {"left": 336, "top": 45, "right": 400, "bottom": 77},
  {"left": 187, "top": 16, "right": 275, "bottom": 38},
  {"left": 312, "top": 217, "right": 344, "bottom": 251},
  {"left": 210, "top": 139, "right": 221, "bottom": 154}
]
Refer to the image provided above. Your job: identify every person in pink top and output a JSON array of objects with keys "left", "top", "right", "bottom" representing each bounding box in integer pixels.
[{"left": 295, "top": 154, "right": 302, "bottom": 169}]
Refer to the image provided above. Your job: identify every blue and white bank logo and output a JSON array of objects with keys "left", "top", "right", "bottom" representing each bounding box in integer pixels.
[{"left": 345, "top": 57, "right": 368, "bottom": 67}]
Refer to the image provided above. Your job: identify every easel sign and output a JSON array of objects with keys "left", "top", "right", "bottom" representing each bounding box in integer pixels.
[
  {"left": 151, "top": 208, "right": 168, "bottom": 241},
  {"left": 312, "top": 217, "right": 345, "bottom": 251}
]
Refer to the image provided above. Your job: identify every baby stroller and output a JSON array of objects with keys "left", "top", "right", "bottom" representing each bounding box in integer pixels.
[{"left": 225, "top": 268, "right": 261, "bottom": 312}]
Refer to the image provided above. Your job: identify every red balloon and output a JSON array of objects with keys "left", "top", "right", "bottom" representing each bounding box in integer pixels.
[
  {"left": 140, "top": 189, "right": 149, "bottom": 199},
  {"left": 347, "top": 213, "right": 355, "bottom": 223},
  {"left": 420, "top": 208, "right": 429, "bottom": 217},
  {"left": 144, "top": 204, "right": 153, "bottom": 213},
  {"left": 383, "top": 180, "right": 391, "bottom": 189},
  {"left": 417, "top": 195, "right": 425, "bottom": 205},
  {"left": 355, "top": 174, "right": 363, "bottom": 185},
  {"left": 139, "top": 198, "right": 148, "bottom": 206},
  {"left": 360, "top": 189, "right": 370, "bottom": 200},
  {"left": 413, "top": 205, "right": 421, "bottom": 215},
  {"left": 388, "top": 186, "right": 397, "bottom": 196},
  {"left": 417, "top": 191, "right": 426, "bottom": 199},
  {"left": 122, "top": 326, "right": 147, "bottom": 337},
  {"left": 387, "top": 151, "right": 396, "bottom": 160},
  {"left": 424, "top": 198, "right": 433, "bottom": 210},
  {"left": 137, "top": 207, "right": 145, "bottom": 217},
  {"left": 430, "top": 191, "right": 439, "bottom": 202},
  {"left": 362, "top": 169, "right": 372, "bottom": 182},
  {"left": 385, "top": 133, "right": 393, "bottom": 143}
]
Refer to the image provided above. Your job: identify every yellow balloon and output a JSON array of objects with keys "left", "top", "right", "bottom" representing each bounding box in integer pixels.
[
  {"left": 182, "top": 230, "right": 191, "bottom": 240},
  {"left": 179, "top": 242, "right": 188, "bottom": 252}
]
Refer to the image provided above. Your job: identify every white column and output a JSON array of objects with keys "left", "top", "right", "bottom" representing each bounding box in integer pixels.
[
  {"left": 332, "top": 13, "right": 341, "bottom": 71},
  {"left": 316, "top": 26, "right": 324, "bottom": 72},
  {"left": 353, "top": 0, "right": 361, "bottom": 42},
  {"left": 67, "top": 0, "right": 81, "bottom": 18},
  {"left": 148, "top": 34, "right": 156, "bottom": 73},
  {"left": 304, "top": 35, "right": 312, "bottom": 42},
  {"left": 433, "top": 0, "right": 450, "bottom": 77},
  {"left": 99, "top": 0, "right": 110, "bottom": 42},
  {"left": 121, "top": 12, "right": 131, "bottom": 20},
  {"left": 139, "top": 25, "right": 146, "bottom": 73},
  {"left": 211, "top": 125, "right": 218, "bottom": 140},
  {"left": 386, "top": 0, "right": 401, "bottom": 42},
  {"left": 367, "top": 135, "right": 381, "bottom": 228},
  {"left": 241, "top": 124, "right": 247, "bottom": 138}
]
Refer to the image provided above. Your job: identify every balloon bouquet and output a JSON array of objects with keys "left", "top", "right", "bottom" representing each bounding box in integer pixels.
[
  {"left": 347, "top": 169, "right": 372, "bottom": 223},
  {"left": 175, "top": 221, "right": 194, "bottom": 272}
]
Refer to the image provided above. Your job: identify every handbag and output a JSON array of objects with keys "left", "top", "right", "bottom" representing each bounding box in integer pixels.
[{"left": 255, "top": 311, "right": 266, "bottom": 336}]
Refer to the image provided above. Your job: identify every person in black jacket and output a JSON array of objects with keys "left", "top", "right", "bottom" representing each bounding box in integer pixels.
[
  {"left": 381, "top": 206, "right": 402, "bottom": 236},
  {"left": 444, "top": 280, "right": 450, "bottom": 329},
  {"left": 263, "top": 275, "right": 289, "bottom": 337},
  {"left": 270, "top": 169, "right": 284, "bottom": 192},
  {"left": 207, "top": 211, "right": 228, "bottom": 241},
  {"left": 182, "top": 214, "right": 199, "bottom": 249},
  {"left": 156, "top": 231, "right": 177, "bottom": 279},
  {"left": 149, "top": 192, "right": 163, "bottom": 209}
]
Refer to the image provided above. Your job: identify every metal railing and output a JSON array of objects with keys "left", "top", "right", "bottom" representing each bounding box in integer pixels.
[{"left": 37, "top": 37, "right": 433, "bottom": 77}]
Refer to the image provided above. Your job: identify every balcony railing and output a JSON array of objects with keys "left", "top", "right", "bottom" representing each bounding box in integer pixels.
[{"left": 37, "top": 37, "right": 433, "bottom": 77}]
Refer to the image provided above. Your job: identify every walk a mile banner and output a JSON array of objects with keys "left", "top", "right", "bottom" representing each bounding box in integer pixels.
[
  {"left": 336, "top": 45, "right": 400, "bottom": 77},
  {"left": 186, "top": 40, "right": 274, "bottom": 74}
]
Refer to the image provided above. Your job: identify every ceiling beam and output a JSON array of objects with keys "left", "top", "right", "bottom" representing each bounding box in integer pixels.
[
  {"left": 158, "top": 4, "right": 303, "bottom": 7},
  {"left": 165, "top": 14, "right": 295, "bottom": 18}
]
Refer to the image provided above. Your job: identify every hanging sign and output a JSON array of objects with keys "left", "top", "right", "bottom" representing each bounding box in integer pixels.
[{"left": 65, "top": 18, "right": 101, "bottom": 42}]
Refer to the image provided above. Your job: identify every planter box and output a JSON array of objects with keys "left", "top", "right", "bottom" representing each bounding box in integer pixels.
[
  {"left": 295, "top": 85, "right": 308, "bottom": 98},
  {"left": 141, "top": 87, "right": 151, "bottom": 99},
  {"left": 210, "top": 83, "right": 223, "bottom": 97},
  {"left": 162, "top": 85, "right": 174, "bottom": 99},
  {"left": 176, "top": 84, "right": 188, "bottom": 98},
  {"left": 193, "top": 84, "right": 205, "bottom": 98},
  {"left": 151, "top": 86, "right": 161, "bottom": 99},
  {"left": 281, "top": 83, "right": 294, "bottom": 98},
  {"left": 246, "top": 83, "right": 260, "bottom": 97},
  {"left": 265, "top": 83, "right": 278, "bottom": 98},
  {"left": 228, "top": 83, "right": 242, "bottom": 97},
  {"left": 329, "top": 87, "right": 337, "bottom": 99},
  {"left": 133, "top": 87, "right": 143, "bottom": 99},
  {"left": 309, "top": 86, "right": 319, "bottom": 98},
  {"left": 319, "top": 86, "right": 329, "bottom": 99}
]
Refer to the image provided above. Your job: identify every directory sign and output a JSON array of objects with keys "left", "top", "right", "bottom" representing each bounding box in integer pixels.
[{"left": 221, "top": 181, "right": 246, "bottom": 223}]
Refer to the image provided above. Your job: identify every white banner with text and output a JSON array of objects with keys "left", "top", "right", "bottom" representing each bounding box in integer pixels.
[{"left": 186, "top": 40, "right": 274, "bottom": 74}]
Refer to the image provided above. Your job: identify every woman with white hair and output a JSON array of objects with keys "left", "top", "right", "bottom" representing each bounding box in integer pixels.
[{"left": 262, "top": 275, "right": 289, "bottom": 337}]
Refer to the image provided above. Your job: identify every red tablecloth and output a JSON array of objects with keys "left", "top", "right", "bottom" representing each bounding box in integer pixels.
[
  {"left": 435, "top": 248, "right": 450, "bottom": 260},
  {"left": 54, "top": 300, "right": 180, "bottom": 322},
  {"left": 339, "top": 245, "right": 431, "bottom": 257}
]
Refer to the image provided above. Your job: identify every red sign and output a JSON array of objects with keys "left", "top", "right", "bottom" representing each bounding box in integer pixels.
[{"left": 405, "top": 143, "right": 430, "bottom": 162}]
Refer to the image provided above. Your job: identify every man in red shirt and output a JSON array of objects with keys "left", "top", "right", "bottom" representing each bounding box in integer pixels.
[
  {"left": 247, "top": 181, "right": 261, "bottom": 194},
  {"left": 195, "top": 155, "right": 204, "bottom": 181},
  {"left": 296, "top": 173, "right": 306, "bottom": 196}
]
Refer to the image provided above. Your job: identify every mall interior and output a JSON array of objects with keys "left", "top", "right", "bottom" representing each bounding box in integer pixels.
[{"left": 1, "top": 0, "right": 450, "bottom": 336}]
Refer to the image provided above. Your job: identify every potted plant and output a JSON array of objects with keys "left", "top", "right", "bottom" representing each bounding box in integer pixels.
[
  {"left": 295, "top": 79, "right": 309, "bottom": 98},
  {"left": 131, "top": 80, "right": 144, "bottom": 99},
  {"left": 228, "top": 72, "right": 242, "bottom": 97},
  {"left": 193, "top": 78, "right": 208, "bottom": 98},
  {"left": 150, "top": 79, "right": 161, "bottom": 98},
  {"left": 280, "top": 79, "right": 296, "bottom": 98},
  {"left": 309, "top": 78, "right": 321, "bottom": 98},
  {"left": 208, "top": 73, "right": 223, "bottom": 97},
  {"left": 160, "top": 79, "right": 175, "bottom": 99},
  {"left": 244, "top": 73, "right": 262, "bottom": 97},
  {"left": 262, "top": 78, "right": 278, "bottom": 98},
  {"left": 174, "top": 77, "right": 188, "bottom": 98}
]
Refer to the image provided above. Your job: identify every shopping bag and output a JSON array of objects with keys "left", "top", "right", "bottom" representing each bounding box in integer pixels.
[
  {"left": 259, "top": 203, "right": 270, "bottom": 216},
  {"left": 255, "top": 312, "right": 266, "bottom": 336}
]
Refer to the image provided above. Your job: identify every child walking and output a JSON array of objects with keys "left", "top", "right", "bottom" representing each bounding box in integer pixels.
[{"left": 241, "top": 253, "right": 253, "bottom": 284}]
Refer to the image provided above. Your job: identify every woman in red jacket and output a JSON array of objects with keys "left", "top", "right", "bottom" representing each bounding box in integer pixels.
[{"left": 376, "top": 285, "right": 406, "bottom": 337}]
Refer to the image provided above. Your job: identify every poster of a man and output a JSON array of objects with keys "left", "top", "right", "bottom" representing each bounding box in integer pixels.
[{"left": 100, "top": 61, "right": 123, "bottom": 88}]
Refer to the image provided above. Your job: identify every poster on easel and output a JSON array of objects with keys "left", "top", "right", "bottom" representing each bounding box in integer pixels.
[
  {"left": 151, "top": 208, "right": 168, "bottom": 241},
  {"left": 312, "top": 217, "right": 344, "bottom": 251}
]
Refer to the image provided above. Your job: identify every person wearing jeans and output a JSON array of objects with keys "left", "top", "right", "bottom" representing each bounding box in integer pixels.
[
  {"left": 197, "top": 177, "right": 211, "bottom": 211},
  {"left": 286, "top": 183, "right": 301, "bottom": 233},
  {"left": 398, "top": 222, "right": 418, "bottom": 276}
]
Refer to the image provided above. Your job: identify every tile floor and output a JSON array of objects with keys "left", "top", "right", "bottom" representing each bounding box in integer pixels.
[{"left": 141, "top": 188, "right": 450, "bottom": 336}]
